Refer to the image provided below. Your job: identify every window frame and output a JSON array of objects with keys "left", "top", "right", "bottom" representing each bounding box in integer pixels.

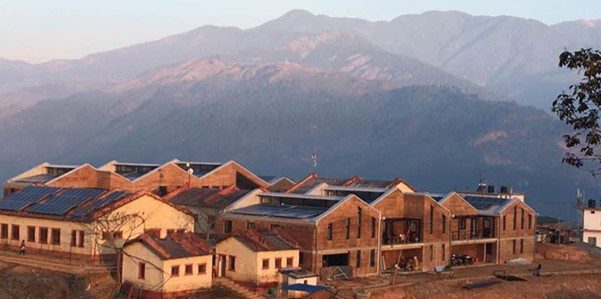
[
  {"left": 11, "top": 224, "right": 19, "bottom": 240},
  {"left": 229, "top": 255, "right": 236, "bottom": 272},
  {"left": 275, "top": 257, "right": 282, "bottom": 269},
  {"left": 138, "top": 262, "right": 146, "bottom": 280},
  {"left": 27, "top": 226, "right": 35, "bottom": 242},
  {"left": 171, "top": 265, "right": 180, "bottom": 277},
  {"left": 198, "top": 263, "right": 206, "bottom": 275},
  {"left": 50, "top": 228, "right": 61, "bottom": 245},
  {"left": 39, "top": 227, "right": 48, "bottom": 244},
  {"left": 224, "top": 220, "right": 233, "bottom": 233},
  {"left": 184, "top": 264, "right": 193, "bottom": 276},
  {"left": 0, "top": 223, "right": 8, "bottom": 239}
]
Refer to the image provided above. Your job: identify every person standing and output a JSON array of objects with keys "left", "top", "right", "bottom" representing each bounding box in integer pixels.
[{"left": 19, "top": 240, "right": 26, "bottom": 255}]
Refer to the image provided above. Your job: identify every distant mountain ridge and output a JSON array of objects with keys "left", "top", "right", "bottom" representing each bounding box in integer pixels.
[{"left": 2, "top": 10, "right": 600, "bottom": 107}]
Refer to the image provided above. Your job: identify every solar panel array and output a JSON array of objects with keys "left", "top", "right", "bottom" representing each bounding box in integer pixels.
[
  {"left": 0, "top": 186, "right": 61, "bottom": 211},
  {"left": 71, "top": 191, "right": 130, "bottom": 217},
  {"left": 231, "top": 204, "right": 328, "bottom": 219},
  {"left": 463, "top": 196, "right": 510, "bottom": 212},
  {"left": 27, "top": 188, "right": 106, "bottom": 216}
]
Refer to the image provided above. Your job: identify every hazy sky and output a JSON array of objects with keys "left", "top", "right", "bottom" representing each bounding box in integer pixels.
[{"left": 2, "top": 0, "right": 600, "bottom": 63}]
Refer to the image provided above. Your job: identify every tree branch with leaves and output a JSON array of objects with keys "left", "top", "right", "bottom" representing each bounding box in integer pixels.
[{"left": 552, "top": 48, "right": 601, "bottom": 174}]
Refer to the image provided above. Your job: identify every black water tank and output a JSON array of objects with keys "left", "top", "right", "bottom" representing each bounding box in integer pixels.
[
  {"left": 487, "top": 185, "right": 495, "bottom": 193},
  {"left": 588, "top": 199, "right": 597, "bottom": 209},
  {"left": 500, "top": 186, "right": 509, "bottom": 194}
]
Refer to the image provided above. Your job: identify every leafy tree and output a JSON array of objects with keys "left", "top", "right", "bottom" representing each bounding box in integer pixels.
[{"left": 552, "top": 48, "right": 601, "bottom": 173}]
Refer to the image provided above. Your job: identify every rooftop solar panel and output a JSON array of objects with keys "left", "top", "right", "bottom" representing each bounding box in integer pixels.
[
  {"left": 71, "top": 191, "right": 130, "bottom": 217},
  {"left": 462, "top": 196, "right": 511, "bottom": 214},
  {"left": 0, "top": 186, "right": 61, "bottom": 211},
  {"left": 27, "top": 188, "right": 106, "bottom": 215}
]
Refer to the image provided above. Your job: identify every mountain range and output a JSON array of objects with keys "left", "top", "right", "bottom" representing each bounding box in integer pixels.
[{"left": 1, "top": 10, "right": 600, "bottom": 219}]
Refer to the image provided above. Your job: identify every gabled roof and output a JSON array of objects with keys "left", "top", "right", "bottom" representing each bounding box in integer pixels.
[
  {"left": 287, "top": 173, "right": 415, "bottom": 194},
  {"left": 0, "top": 186, "right": 192, "bottom": 222},
  {"left": 8, "top": 163, "right": 84, "bottom": 184},
  {"left": 219, "top": 230, "right": 298, "bottom": 252},
  {"left": 125, "top": 232, "right": 212, "bottom": 260},
  {"left": 167, "top": 187, "right": 252, "bottom": 209},
  {"left": 462, "top": 195, "right": 515, "bottom": 216}
]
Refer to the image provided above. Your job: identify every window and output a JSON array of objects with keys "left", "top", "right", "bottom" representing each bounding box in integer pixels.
[
  {"left": 229, "top": 256, "right": 236, "bottom": 271},
  {"left": 370, "top": 249, "right": 375, "bottom": 267},
  {"left": 158, "top": 186, "right": 167, "bottom": 196},
  {"left": 346, "top": 218, "right": 351, "bottom": 239},
  {"left": 442, "top": 244, "right": 446, "bottom": 261},
  {"left": 513, "top": 206, "right": 517, "bottom": 230},
  {"left": 503, "top": 216, "right": 506, "bottom": 231},
  {"left": 520, "top": 239, "right": 524, "bottom": 254},
  {"left": 71, "top": 230, "right": 77, "bottom": 247},
  {"left": 371, "top": 217, "right": 376, "bottom": 238},
  {"left": 512, "top": 240, "right": 517, "bottom": 254},
  {"left": 528, "top": 214, "right": 532, "bottom": 229},
  {"left": 270, "top": 224, "right": 280, "bottom": 230},
  {"left": 459, "top": 218, "right": 466, "bottom": 230},
  {"left": 275, "top": 258, "right": 282, "bottom": 269},
  {"left": 39, "top": 227, "right": 48, "bottom": 244},
  {"left": 198, "top": 263, "right": 207, "bottom": 275},
  {"left": 327, "top": 223, "right": 333, "bottom": 240},
  {"left": 286, "top": 257, "right": 293, "bottom": 267},
  {"left": 171, "top": 265, "right": 180, "bottom": 277},
  {"left": 78, "top": 230, "right": 85, "bottom": 248},
  {"left": 138, "top": 262, "right": 146, "bottom": 279},
  {"left": 246, "top": 222, "right": 255, "bottom": 230},
  {"left": 520, "top": 208, "right": 525, "bottom": 230},
  {"left": 299, "top": 253, "right": 304, "bottom": 266},
  {"left": 0, "top": 224, "right": 7, "bottom": 239},
  {"left": 11, "top": 224, "right": 19, "bottom": 240},
  {"left": 442, "top": 215, "right": 447, "bottom": 234},
  {"left": 51, "top": 228, "right": 61, "bottom": 245},
  {"left": 357, "top": 207, "right": 362, "bottom": 238},
  {"left": 262, "top": 259, "right": 269, "bottom": 269},
  {"left": 430, "top": 206, "right": 434, "bottom": 234},
  {"left": 224, "top": 220, "right": 232, "bottom": 233},
  {"left": 356, "top": 251, "right": 361, "bottom": 268},
  {"left": 185, "top": 264, "right": 193, "bottom": 275},
  {"left": 27, "top": 226, "right": 35, "bottom": 242},
  {"left": 166, "top": 229, "right": 175, "bottom": 235}
]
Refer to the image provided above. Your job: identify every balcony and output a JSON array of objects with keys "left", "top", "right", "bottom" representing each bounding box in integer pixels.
[
  {"left": 451, "top": 215, "right": 496, "bottom": 243},
  {"left": 382, "top": 218, "right": 422, "bottom": 246}
]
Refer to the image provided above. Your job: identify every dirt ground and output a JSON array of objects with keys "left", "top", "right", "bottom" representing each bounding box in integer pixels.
[
  {"left": 0, "top": 261, "right": 87, "bottom": 299},
  {"left": 371, "top": 273, "right": 601, "bottom": 299},
  {"left": 329, "top": 243, "right": 601, "bottom": 299}
]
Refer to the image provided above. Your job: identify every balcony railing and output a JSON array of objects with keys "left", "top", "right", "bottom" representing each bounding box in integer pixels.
[
  {"left": 452, "top": 229, "right": 494, "bottom": 241},
  {"left": 382, "top": 232, "right": 422, "bottom": 245}
]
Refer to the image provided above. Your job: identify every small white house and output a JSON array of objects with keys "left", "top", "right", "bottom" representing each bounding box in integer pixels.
[{"left": 583, "top": 203, "right": 601, "bottom": 248}]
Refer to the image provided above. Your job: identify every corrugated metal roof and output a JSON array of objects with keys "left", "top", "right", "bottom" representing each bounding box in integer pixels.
[
  {"left": 170, "top": 188, "right": 251, "bottom": 209},
  {"left": 128, "top": 232, "right": 212, "bottom": 259},
  {"left": 230, "top": 230, "right": 298, "bottom": 252},
  {"left": 228, "top": 204, "right": 328, "bottom": 220}
]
